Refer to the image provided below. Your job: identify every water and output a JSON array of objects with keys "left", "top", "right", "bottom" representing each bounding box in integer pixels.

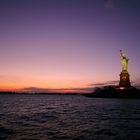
[{"left": 0, "top": 94, "right": 140, "bottom": 140}]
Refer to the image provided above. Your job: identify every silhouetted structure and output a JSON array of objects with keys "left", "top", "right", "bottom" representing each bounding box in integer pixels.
[
  {"left": 119, "top": 50, "right": 131, "bottom": 88},
  {"left": 84, "top": 86, "right": 140, "bottom": 98},
  {"left": 119, "top": 72, "right": 131, "bottom": 87},
  {"left": 84, "top": 50, "right": 140, "bottom": 98}
]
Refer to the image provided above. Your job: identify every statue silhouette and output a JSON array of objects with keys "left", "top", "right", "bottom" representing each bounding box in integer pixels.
[{"left": 120, "top": 50, "right": 128, "bottom": 72}]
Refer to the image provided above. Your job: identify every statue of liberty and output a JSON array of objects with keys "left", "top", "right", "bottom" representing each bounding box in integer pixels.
[
  {"left": 120, "top": 50, "right": 128, "bottom": 72},
  {"left": 119, "top": 50, "right": 131, "bottom": 87}
]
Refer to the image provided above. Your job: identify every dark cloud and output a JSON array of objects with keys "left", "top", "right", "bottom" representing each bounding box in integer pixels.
[
  {"left": 21, "top": 87, "right": 49, "bottom": 93},
  {"left": 20, "top": 87, "right": 94, "bottom": 93},
  {"left": 89, "top": 80, "right": 119, "bottom": 87},
  {"left": 89, "top": 78, "right": 140, "bottom": 89}
]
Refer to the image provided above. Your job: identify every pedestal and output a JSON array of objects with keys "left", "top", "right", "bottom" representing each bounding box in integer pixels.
[{"left": 119, "top": 71, "right": 131, "bottom": 87}]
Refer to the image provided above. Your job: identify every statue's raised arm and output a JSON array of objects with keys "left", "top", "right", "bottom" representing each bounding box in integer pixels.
[
  {"left": 120, "top": 50, "right": 123, "bottom": 57},
  {"left": 120, "top": 50, "right": 128, "bottom": 72}
]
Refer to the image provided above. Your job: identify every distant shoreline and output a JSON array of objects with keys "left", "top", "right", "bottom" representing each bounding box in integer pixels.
[
  {"left": 0, "top": 91, "right": 84, "bottom": 95},
  {"left": 1, "top": 87, "right": 140, "bottom": 99},
  {"left": 84, "top": 86, "right": 140, "bottom": 98}
]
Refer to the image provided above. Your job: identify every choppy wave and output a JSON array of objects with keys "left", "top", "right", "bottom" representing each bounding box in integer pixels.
[{"left": 0, "top": 94, "right": 140, "bottom": 140}]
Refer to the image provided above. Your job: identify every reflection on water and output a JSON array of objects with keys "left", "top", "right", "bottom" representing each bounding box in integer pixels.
[{"left": 0, "top": 94, "right": 140, "bottom": 140}]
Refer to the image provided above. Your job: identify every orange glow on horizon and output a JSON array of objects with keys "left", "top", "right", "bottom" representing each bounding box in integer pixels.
[
  {"left": 0, "top": 74, "right": 116, "bottom": 93},
  {"left": 0, "top": 75, "right": 94, "bottom": 91},
  {"left": 0, "top": 80, "right": 93, "bottom": 93}
]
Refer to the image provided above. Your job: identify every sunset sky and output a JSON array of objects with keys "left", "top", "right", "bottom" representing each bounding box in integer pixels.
[{"left": 1, "top": 0, "right": 140, "bottom": 93}]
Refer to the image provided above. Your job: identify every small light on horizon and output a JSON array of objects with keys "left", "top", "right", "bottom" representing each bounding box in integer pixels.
[{"left": 119, "top": 87, "right": 125, "bottom": 90}]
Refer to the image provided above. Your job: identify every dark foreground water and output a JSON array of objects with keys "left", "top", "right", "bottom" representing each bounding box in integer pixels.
[{"left": 0, "top": 94, "right": 140, "bottom": 140}]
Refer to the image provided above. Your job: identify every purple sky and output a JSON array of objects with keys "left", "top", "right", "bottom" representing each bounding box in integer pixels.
[{"left": 0, "top": 0, "right": 140, "bottom": 92}]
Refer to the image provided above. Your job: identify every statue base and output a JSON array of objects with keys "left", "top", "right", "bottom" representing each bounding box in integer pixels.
[{"left": 119, "top": 71, "right": 131, "bottom": 88}]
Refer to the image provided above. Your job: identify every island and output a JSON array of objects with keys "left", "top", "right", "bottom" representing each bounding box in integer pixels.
[{"left": 84, "top": 50, "right": 140, "bottom": 98}]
